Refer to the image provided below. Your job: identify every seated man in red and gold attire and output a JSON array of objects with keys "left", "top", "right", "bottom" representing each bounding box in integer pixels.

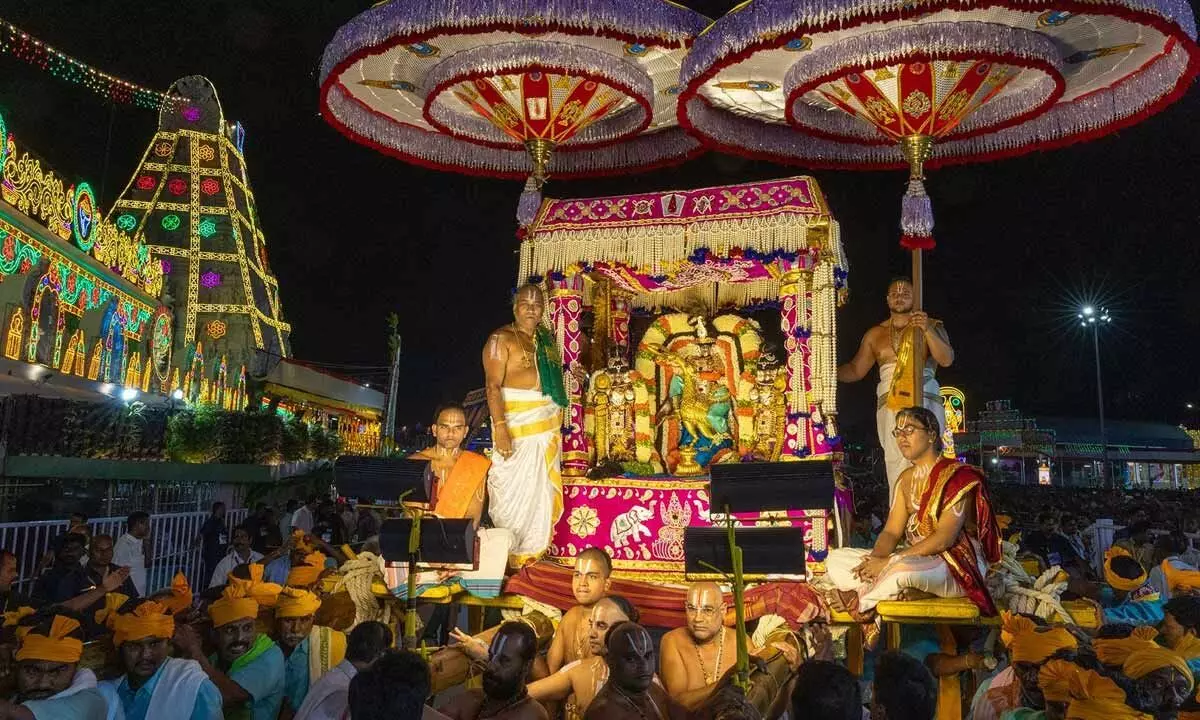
[
  {"left": 385, "top": 403, "right": 513, "bottom": 599},
  {"left": 826, "top": 406, "right": 1001, "bottom": 624}
]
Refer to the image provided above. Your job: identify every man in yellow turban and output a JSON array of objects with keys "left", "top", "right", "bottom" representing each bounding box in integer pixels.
[
  {"left": 0, "top": 612, "right": 108, "bottom": 718},
  {"left": 1037, "top": 659, "right": 1081, "bottom": 720},
  {"left": 1162, "top": 596, "right": 1200, "bottom": 676},
  {"left": 95, "top": 598, "right": 223, "bottom": 719},
  {"left": 174, "top": 581, "right": 285, "bottom": 720},
  {"left": 1064, "top": 669, "right": 1151, "bottom": 720},
  {"left": 275, "top": 587, "right": 346, "bottom": 717},
  {"left": 1101, "top": 546, "right": 1166, "bottom": 626},
  {"left": 1147, "top": 532, "right": 1200, "bottom": 601},
  {"left": 1002, "top": 613, "right": 1080, "bottom": 716},
  {"left": 1094, "top": 627, "right": 1193, "bottom": 718},
  {"left": 1123, "top": 643, "right": 1194, "bottom": 718}
]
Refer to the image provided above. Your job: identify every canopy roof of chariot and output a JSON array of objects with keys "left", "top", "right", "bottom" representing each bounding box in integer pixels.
[{"left": 518, "top": 175, "right": 849, "bottom": 312}]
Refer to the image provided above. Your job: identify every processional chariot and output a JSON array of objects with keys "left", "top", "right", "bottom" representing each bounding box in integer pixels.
[{"left": 518, "top": 176, "right": 850, "bottom": 579}]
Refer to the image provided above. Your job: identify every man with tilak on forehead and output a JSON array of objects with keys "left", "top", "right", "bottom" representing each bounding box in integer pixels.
[{"left": 659, "top": 581, "right": 800, "bottom": 711}]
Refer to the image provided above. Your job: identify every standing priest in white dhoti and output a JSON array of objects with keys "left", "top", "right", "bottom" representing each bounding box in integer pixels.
[
  {"left": 837, "top": 277, "right": 953, "bottom": 502},
  {"left": 482, "top": 284, "right": 571, "bottom": 567}
]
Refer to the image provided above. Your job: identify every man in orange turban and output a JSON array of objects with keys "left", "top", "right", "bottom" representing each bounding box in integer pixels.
[
  {"left": 173, "top": 582, "right": 286, "bottom": 720},
  {"left": 275, "top": 587, "right": 346, "bottom": 716},
  {"left": 95, "top": 598, "right": 223, "bottom": 720},
  {"left": 265, "top": 530, "right": 332, "bottom": 586},
  {"left": 285, "top": 551, "right": 328, "bottom": 589},
  {"left": 149, "top": 570, "right": 194, "bottom": 615},
  {"left": 1, "top": 612, "right": 108, "bottom": 718}
]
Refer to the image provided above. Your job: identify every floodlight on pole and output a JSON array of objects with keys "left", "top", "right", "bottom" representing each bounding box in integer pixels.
[{"left": 1077, "top": 306, "right": 1112, "bottom": 488}]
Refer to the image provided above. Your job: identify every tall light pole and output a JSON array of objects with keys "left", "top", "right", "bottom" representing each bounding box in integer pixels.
[{"left": 1078, "top": 306, "right": 1111, "bottom": 488}]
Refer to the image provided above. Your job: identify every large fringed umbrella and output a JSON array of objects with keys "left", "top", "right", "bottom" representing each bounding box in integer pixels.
[
  {"left": 678, "top": 0, "right": 1198, "bottom": 398},
  {"left": 319, "top": 0, "right": 710, "bottom": 226}
]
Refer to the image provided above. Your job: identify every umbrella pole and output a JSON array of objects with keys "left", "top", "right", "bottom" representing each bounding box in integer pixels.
[{"left": 900, "top": 135, "right": 933, "bottom": 411}]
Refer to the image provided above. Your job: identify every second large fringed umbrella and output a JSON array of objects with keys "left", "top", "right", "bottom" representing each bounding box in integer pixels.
[
  {"left": 678, "top": 0, "right": 1198, "bottom": 401},
  {"left": 319, "top": 0, "right": 710, "bottom": 227}
]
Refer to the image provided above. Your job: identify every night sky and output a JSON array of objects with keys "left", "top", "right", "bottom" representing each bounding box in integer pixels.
[{"left": 2, "top": 1, "right": 1198, "bottom": 441}]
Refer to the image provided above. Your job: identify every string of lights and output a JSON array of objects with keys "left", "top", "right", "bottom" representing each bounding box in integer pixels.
[{"left": 0, "top": 18, "right": 173, "bottom": 110}]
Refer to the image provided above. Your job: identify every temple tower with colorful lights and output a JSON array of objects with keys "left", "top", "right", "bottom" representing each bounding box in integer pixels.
[{"left": 108, "top": 76, "right": 291, "bottom": 405}]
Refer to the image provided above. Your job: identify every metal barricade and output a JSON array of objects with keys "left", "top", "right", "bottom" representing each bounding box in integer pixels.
[{"left": 0, "top": 508, "right": 247, "bottom": 596}]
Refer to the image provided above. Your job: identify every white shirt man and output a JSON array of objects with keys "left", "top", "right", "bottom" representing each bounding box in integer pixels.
[
  {"left": 294, "top": 659, "right": 355, "bottom": 720},
  {"left": 208, "top": 546, "right": 264, "bottom": 588},
  {"left": 113, "top": 533, "right": 147, "bottom": 597},
  {"left": 291, "top": 503, "right": 315, "bottom": 534}
]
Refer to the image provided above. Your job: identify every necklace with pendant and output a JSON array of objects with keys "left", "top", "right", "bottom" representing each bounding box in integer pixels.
[
  {"left": 696, "top": 627, "right": 726, "bottom": 685},
  {"left": 511, "top": 324, "right": 535, "bottom": 369}
]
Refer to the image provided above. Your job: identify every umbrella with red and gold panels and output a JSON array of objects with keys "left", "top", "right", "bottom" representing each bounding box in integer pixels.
[{"left": 320, "top": 0, "right": 710, "bottom": 226}]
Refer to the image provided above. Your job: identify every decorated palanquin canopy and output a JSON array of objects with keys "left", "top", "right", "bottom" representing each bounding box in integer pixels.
[
  {"left": 678, "top": 0, "right": 1199, "bottom": 248},
  {"left": 519, "top": 176, "right": 848, "bottom": 311},
  {"left": 319, "top": 0, "right": 710, "bottom": 225}
]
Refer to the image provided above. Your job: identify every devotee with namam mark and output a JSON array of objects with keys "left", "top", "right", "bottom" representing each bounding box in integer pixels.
[
  {"left": 401, "top": 403, "right": 514, "bottom": 598},
  {"left": 482, "top": 283, "right": 570, "bottom": 566},
  {"left": 175, "top": 575, "right": 285, "bottom": 720},
  {"left": 523, "top": 595, "right": 637, "bottom": 720},
  {"left": 95, "top": 598, "right": 223, "bottom": 719},
  {"left": 837, "top": 278, "right": 953, "bottom": 501},
  {"left": 547, "top": 547, "right": 612, "bottom": 673},
  {"left": 585, "top": 622, "right": 684, "bottom": 720},
  {"left": 1094, "top": 628, "right": 1193, "bottom": 719},
  {"left": 0, "top": 612, "right": 106, "bottom": 719},
  {"left": 825, "top": 407, "right": 1001, "bottom": 628},
  {"left": 659, "top": 581, "right": 801, "bottom": 712},
  {"left": 440, "top": 621, "right": 547, "bottom": 720},
  {"left": 274, "top": 587, "right": 346, "bottom": 719}
]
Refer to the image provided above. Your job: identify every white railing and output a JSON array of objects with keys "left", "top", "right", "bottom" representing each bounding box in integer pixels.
[{"left": 1, "top": 509, "right": 247, "bottom": 596}]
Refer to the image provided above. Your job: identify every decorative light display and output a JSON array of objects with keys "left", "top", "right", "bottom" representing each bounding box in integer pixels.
[
  {"left": 2, "top": 134, "right": 73, "bottom": 240},
  {"left": 0, "top": 19, "right": 174, "bottom": 110},
  {"left": 0, "top": 112, "right": 162, "bottom": 297},
  {"left": 167, "top": 178, "right": 187, "bottom": 196},
  {"left": 107, "top": 75, "right": 291, "bottom": 361},
  {"left": 206, "top": 319, "right": 227, "bottom": 339},
  {"left": 160, "top": 214, "right": 181, "bottom": 231},
  {"left": 72, "top": 182, "right": 97, "bottom": 251},
  {"left": 318, "top": 0, "right": 709, "bottom": 227},
  {"left": 0, "top": 218, "right": 155, "bottom": 336},
  {"left": 136, "top": 175, "right": 156, "bottom": 191}
]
